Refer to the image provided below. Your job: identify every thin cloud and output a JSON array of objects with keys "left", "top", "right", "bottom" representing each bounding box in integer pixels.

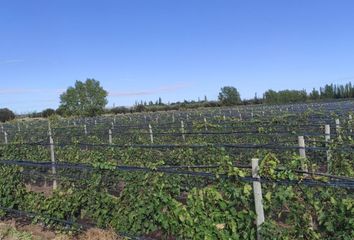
[
  {"left": 0, "top": 83, "right": 191, "bottom": 96},
  {"left": 0, "top": 88, "right": 65, "bottom": 95},
  {"left": 1, "top": 99, "right": 57, "bottom": 105},
  {"left": 0, "top": 59, "right": 24, "bottom": 65},
  {"left": 109, "top": 83, "right": 192, "bottom": 97}
]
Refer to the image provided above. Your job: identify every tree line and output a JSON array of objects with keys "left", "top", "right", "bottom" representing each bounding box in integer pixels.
[
  {"left": 1, "top": 79, "right": 354, "bottom": 121},
  {"left": 264, "top": 82, "right": 354, "bottom": 104}
]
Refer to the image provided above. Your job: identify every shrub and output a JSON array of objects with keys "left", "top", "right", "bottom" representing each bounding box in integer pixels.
[
  {"left": 110, "top": 106, "right": 130, "bottom": 114},
  {"left": 134, "top": 104, "right": 146, "bottom": 112},
  {"left": 41, "top": 108, "right": 56, "bottom": 118},
  {"left": 0, "top": 108, "right": 15, "bottom": 122}
]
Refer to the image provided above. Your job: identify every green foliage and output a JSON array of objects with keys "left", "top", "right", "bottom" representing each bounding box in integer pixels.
[
  {"left": 0, "top": 108, "right": 15, "bottom": 122},
  {"left": 218, "top": 86, "right": 241, "bottom": 105},
  {"left": 41, "top": 108, "right": 56, "bottom": 118},
  {"left": 59, "top": 79, "right": 108, "bottom": 117},
  {"left": 0, "top": 107, "right": 353, "bottom": 239},
  {"left": 264, "top": 89, "right": 307, "bottom": 104}
]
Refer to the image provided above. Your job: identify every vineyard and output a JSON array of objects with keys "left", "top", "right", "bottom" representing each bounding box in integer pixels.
[{"left": 0, "top": 101, "right": 353, "bottom": 239}]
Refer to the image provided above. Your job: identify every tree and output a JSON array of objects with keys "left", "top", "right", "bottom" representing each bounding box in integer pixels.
[
  {"left": 41, "top": 108, "right": 56, "bottom": 118},
  {"left": 218, "top": 86, "right": 241, "bottom": 105},
  {"left": 309, "top": 88, "right": 320, "bottom": 100},
  {"left": 135, "top": 104, "right": 146, "bottom": 112},
  {"left": 0, "top": 108, "right": 15, "bottom": 122},
  {"left": 158, "top": 97, "right": 163, "bottom": 105},
  {"left": 264, "top": 89, "right": 307, "bottom": 103},
  {"left": 58, "top": 79, "right": 108, "bottom": 116}
]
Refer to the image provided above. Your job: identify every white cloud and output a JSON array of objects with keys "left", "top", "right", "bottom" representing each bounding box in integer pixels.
[{"left": 0, "top": 88, "right": 64, "bottom": 95}]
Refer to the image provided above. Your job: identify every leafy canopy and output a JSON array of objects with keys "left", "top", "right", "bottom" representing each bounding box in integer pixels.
[
  {"left": 59, "top": 79, "right": 108, "bottom": 116},
  {"left": 0, "top": 108, "right": 15, "bottom": 122},
  {"left": 218, "top": 86, "right": 241, "bottom": 105}
]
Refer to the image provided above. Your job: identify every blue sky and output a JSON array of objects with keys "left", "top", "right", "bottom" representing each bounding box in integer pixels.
[{"left": 1, "top": 0, "right": 354, "bottom": 113}]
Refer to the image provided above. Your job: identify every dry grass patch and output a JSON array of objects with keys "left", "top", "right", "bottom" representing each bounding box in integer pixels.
[{"left": 0, "top": 221, "right": 123, "bottom": 240}]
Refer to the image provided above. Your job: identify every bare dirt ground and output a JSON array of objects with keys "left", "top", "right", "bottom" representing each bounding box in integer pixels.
[{"left": 0, "top": 220, "right": 123, "bottom": 240}]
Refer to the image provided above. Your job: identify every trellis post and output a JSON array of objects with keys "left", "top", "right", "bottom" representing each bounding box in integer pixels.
[
  {"left": 48, "top": 129, "right": 57, "bottom": 190},
  {"left": 181, "top": 120, "right": 186, "bottom": 142},
  {"left": 251, "top": 158, "right": 265, "bottom": 240},
  {"left": 298, "top": 136, "right": 308, "bottom": 172},
  {"left": 4, "top": 131, "right": 8, "bottom": 144},
  {"left": 325, "top": 125, "right": 331, "bottom": 173},
  {"left": 348, "top": 114, "right": 352, "bottom": 132},
  {"left": 335, "top": 119, "right": 340, "bottom": 133},
  {"left": 109, "top": 129, "right": 112, "bottom": 145},
  {"left": 149, "top": 124, "right": 154, "bottom": 144}
]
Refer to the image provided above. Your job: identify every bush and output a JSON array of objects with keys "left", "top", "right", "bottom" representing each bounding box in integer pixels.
[
  {"left": 41, "top": 108, "right": 56, "bottom": 118},
  {"left": 0, "top": 108, "right": 15, "bottom": 122},
  {"left": 134, "top": 104, "right": 146, "bottom": 112},
  {"left": 110, "top": 106, "right": 130, "bottom": 114}
]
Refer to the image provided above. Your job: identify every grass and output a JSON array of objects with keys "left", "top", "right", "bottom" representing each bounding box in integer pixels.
[
  {"left": 0, "top": 222, "right": 123, "bottom": 240},
  {"left": 0, "top": 222, "right": 40, "bottom": 240}
]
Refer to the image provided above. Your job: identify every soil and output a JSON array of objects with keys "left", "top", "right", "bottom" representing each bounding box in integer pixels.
[{"left": 0, "top": 220, "right": 123, "bottom": 240}]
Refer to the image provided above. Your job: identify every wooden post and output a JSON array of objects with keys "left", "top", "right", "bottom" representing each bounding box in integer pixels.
[
  {"left": 149, "top": 124, "right": 154, "bottom": 144},
  {"left": 348, "top": 114, "right": 352, "bottom": 132},
  {"left": 109, "top": 129, "right": 112, "bottom": 145},
  {"left": 49, "top": 130, "right": 57, "bottom": 190},
  {"left": 204, "top": 117, "right": 208, "bottom": 131},
  {"left": 181, "top": 120, "right": 186, "bottom": 142},
  {"left": 4, "top": 131, "right": 8, "bottom": 144},
  {"left": 325, "top": 124, "right": 331, "bottom": 142},
  {"left": 252, "top": 158, "right": 265, "bottom": 240},
  {"left": 298, "top": 136, "right": 308, "bottom": 172},
  {"left": 17, "top": 123, "right": 20, "bottom": 132},
  {"left": 111, "top": 122, "right": 114, "bottom": 130},
  {"left": 325, "top": 125, "right": 331, "bottom": 173},
  {"left": 48, "top": 121, "right": 52, "bottom": 136},
  {"left": 172, "top": 113, "right": 175, "bottom": 123},
  {"left": 335, "top": 119, "right": 340, "bottom": 134},
  {"left": 298, "top": 136, "right": 315, "bottom": 229},
  {"left": 84, "top": 124, "right": 87, "bottom": 136}
]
